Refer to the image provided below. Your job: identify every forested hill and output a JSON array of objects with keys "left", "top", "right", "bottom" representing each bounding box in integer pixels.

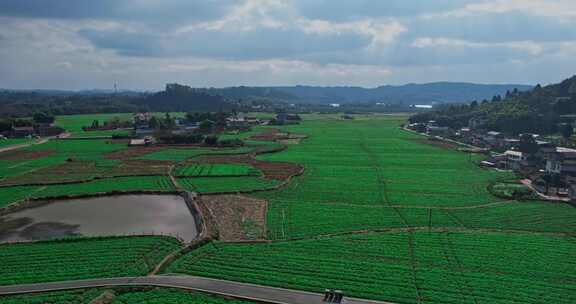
[
  {"left": 203, "top": 82, "right": 532, "bottom": 105},
  {"left": 410, "top": 75, "right": 576, "bottom": 135},
  {"left": 136, "top": 83, "right": 231, "bottom": 112}
]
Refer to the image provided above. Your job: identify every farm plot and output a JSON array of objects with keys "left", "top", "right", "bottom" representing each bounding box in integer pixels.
[
  {"left": 110, "top": 288, "right": 256, "bottom": 304},
  {"left": 0, "top": 139, "right": 127, "bottom": 183},
  {"left": 30, "top": 176, "right": 175, "bottom": 199},
  {"left": 0, "top": 176, "right": 175, "bottom": 208},
  {"left": 175, "top": 163, "right": 260, "bottom": 177},
  {"left": 0, "top": 138, "right": 30, "bottom": 149},
  {"left": 0, "top": 289, "right": 104, "bottom": 304},
  {"left": 140, "top": 146, "right": 254, "bottom": 161},
  {"left": 0, "top": 236, "right": 181, "bottom": 285},
  {"left": 253, "top": 116, "right": 542, "bottom": 239},
  {"left": 167, "top": 231, "right": 576, "bottom": 304},
  {"left": 178, "top": 177, "right": 279, "bottom": 193},
  {"left": 0, "top": 185, "right": 44, "bottom": 209},
  {"left": 0, "top": 288, "right": 257, "bottom": 304},
  {"left": 55, "top": 113, "right": 133, "bottom": 138}
]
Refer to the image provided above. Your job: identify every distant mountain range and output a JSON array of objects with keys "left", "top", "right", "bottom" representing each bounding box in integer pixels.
[
  {"left": 200, "top": 82, "right": 533, "bottom": 105},
  {"left": 2, "top": 82, "right": 533, "bottom": 106}
]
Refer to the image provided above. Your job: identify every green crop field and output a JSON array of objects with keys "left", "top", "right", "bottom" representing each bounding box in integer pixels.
[
  {"left": 55, "top": 113, "right": 134, "bottom": 138},
  {"left": 0, "top": 236, "right": 181, "bottom": 285},
  {"left": 140, "top": 146, "right": 254, "bottom": 161},
  {"left": 55, "top": 112, "right": 186, "bottom": 138},
  {"left": 177, "top": 176, "right": 279, "bottom": 193},
  {"left": 0, "top": 289, "right": 104, "bottom": 304},
  {"left": 0, "top": 139, "right": 126, "bottom": 181},
  {"left": 1, "top": 113, "right": 575, "bottom": 304},
  {"left": 166, "top": 114, "right": 576, "bottom": 303},
  {"left": 175, "top": 164, "right": 260, "bottom": 177},
  {"left": 0, "top": 288, "right": 255, "bottom": 303},
  {"left": 168, "top": 231, "right": 576, "bottom": 304},
  {"left": 110, "top": 288, "right": 255, "bottom": 303},
  {"left": 0, "top": 176, "right": 174, "bottom": 208},
  {"left": 0, "top": 138, "right": 31, "bottom": 148}
]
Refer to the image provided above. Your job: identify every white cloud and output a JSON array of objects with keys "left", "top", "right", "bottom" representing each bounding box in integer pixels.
[
  {"left": 412, "top": 37, "right": 544, "bottom": 56},
  {"left": 426, "top": 0, "right": 576, "bottom": 20}
]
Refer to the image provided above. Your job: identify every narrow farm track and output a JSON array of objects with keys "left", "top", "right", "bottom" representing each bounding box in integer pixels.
[
  {"left": 0, "top": 275, "right": 396, "bottom": 304},
  {"left": 271, "top": 226, "right": 576, "bottom": 242}
]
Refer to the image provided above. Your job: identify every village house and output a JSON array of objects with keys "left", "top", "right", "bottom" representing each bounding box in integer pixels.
[
  {"left": 425, "top": 121, "right": 451, "bottom": 136},
  {"left": 12, "top": 126, "right": 35, "bottom": 137},
  {"left": 504, "top": 150, "right": 527, "bottom": 171},
  {"left": 544, "top": 147, "right": 576, "bottom": 176},
  {"left": 468, "top": 117, "right": 487, "bottom": 130}
]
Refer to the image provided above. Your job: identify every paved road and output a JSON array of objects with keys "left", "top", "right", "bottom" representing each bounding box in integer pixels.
[{"left": 0, "top": 275, "right": 394, "bottom": 304}]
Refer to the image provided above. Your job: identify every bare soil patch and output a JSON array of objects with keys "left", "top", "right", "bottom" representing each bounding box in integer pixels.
[
  {"left": 0, "top": 161, "right": 100, "bottom": 186},
  {"left": 200, "top": 194, "right": 267, "bottom": 241},
  {"left": 105, "top": 146, "right": 164, "bottom": 160},
  {"left": 412, "top": 138, "right": 458, "bottom": 150},
  {"left": 0, "top": 150, "right": 53, "bottom": 160}
]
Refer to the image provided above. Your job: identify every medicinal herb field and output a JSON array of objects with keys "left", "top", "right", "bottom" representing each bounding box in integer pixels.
[
  {"left": 0, "top": 176, "right": 175, "bottom": 208},
  {"left": 167, "top": 114, "right": 576, "bottom": 304},
  {"left": 178, "top": 176, "right": 279, "bottom": 193},
  {"left": 140, "top": 146, "right": 254, "bottom": 161},
  {"left": 0, "top": 139, "right": 125, "bottom": 181},
  {"left": 0, "top": 288, "right": 256, "bottom": 304},
  {"left": 252, "top": 117, "right": 554, "bottom": 239},
  {"left": 55, "top": 113, "right": 134, "bottom": 138},
  {"left": 0, "top": 138, "right": 30, "bottom": 148},
  {"left": 175, "top": 163, "right": 260, "bottom": 177},
  {"left": 1, "top": 114, "right": 576, "bottom": 304},
  {"left": 168, "top": 231, "right": 576, "bottom": 304},
  {"left": 0, "top": 289, "right": 104, "bottom": 304},
  {"left": 0, "top": 236, "right": 181, "bottom": 285}
]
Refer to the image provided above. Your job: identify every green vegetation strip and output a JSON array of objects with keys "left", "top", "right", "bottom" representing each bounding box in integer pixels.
[
  {"left": 175, "top": 164, "right": 260, "bottom": 177},
  {"left": 140, "top": 147, "right": 254, "bottom": 161},
  {"left": 177, "top": 176, "right": 280, "bottom": 193},
  {"left": 0, "top": 236, "right": 181, "bottom": 286},
  {"left": 168, "top": 231, "right": 576, "bottom": 304},
  {"left": 0, "top": 288, "right": 255, "bottom": 304},
  {"left": 0, "top": 176, "right": 175, "bottom": 209}
]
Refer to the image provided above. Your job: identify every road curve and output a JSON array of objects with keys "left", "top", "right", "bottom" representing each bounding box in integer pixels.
[{"left": 0, "top": 275, "right": 395, "bottom": 304}]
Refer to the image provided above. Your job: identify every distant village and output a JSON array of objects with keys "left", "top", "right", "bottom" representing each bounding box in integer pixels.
[{"left": 407, "top": 119, "right": 576, "bottom": 203}]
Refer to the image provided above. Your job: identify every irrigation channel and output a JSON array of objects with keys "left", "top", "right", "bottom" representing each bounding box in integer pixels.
[{"left": 0, "top": 194, "right": 199, "bottom": 243}]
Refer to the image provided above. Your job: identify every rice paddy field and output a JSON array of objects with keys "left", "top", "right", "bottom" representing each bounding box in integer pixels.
[{"left": 0, "top": 113, "right": 575, "bottom": 304}]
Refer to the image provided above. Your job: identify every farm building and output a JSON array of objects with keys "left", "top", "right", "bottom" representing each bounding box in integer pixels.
[{"left": 12, "top": 126, "right": 35, "bottom": 137}]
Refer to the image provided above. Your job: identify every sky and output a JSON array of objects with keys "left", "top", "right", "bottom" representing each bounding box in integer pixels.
[{"left": 0, "top": 0, "right": 575, "bottom": 90}]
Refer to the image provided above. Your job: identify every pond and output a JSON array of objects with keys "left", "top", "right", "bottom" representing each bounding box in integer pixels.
[{"left": 0, "top": 194, "right": 198, "bottom": 243}]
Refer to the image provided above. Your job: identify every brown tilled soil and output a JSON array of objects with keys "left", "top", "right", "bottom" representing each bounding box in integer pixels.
[
  {"left": 106, "top": 159, "right": 172, "bottom": 176},
  {"left": 0, "top": 160, "right": 100, "bottom": 186},
  {"left": 195, "top": 154, "right": 302, "bottom": 180},
  {"left": 105, "top": 146, "right": 164, "bottom": 160},
  {"left": 0, "top": 150, "right": 53, "bottom": 160},
  {"left": 200, "top": 194, "right": 267, "bottom": 241},
  {"left": 413, "top": 138, "right": 458, "bottom": 150}
]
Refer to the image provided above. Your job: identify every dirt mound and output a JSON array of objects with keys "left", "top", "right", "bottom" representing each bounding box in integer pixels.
[{"left": 200, "top": 194, "right": 267, "bottom": 241}]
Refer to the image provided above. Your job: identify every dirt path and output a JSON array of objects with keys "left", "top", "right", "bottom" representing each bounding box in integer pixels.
[{"left": 0, "top": 133, "right": 70, "bottom": 154}]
